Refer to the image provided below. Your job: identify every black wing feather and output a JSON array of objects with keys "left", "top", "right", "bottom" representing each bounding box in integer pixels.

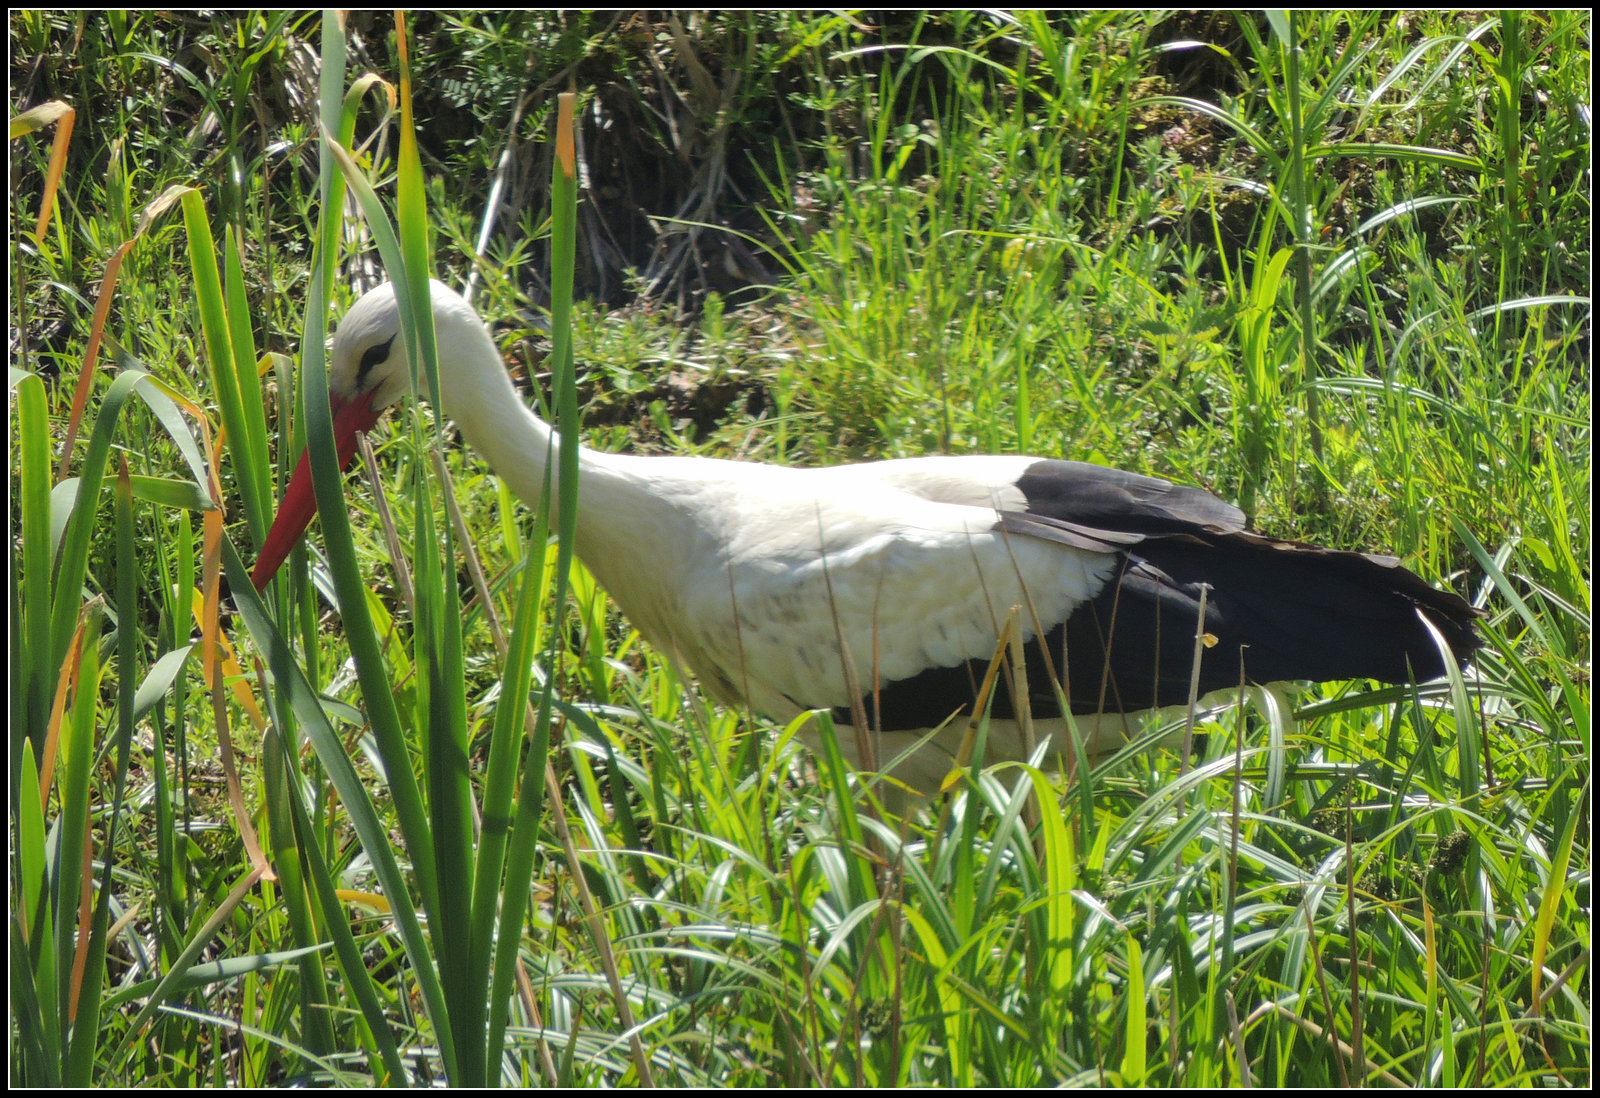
[{"left": 840, "top": 460, "right": 1482, "bottom": 732}]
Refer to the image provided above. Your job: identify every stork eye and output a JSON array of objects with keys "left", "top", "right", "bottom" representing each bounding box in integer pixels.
[{"left": 355, "top": 335, "right": 396, "bottom": 388}]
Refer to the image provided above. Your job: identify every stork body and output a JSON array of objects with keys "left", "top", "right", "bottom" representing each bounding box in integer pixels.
[{"left": 254, "top": 281, "right": 1482, "bottom": 796}]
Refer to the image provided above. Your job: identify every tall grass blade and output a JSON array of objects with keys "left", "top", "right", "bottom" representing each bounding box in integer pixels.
[
  {"left": 224, "top": 229, "right": 272, "bottom": 545},
  {"left": 182, "top": 192, "right": 265, "bottom": 540},
  {"left": 14, "top": 372, "right": 53, "bottom": 768},
  {"left": 47, "top": 370, "right": 145, "bottom": 686}
]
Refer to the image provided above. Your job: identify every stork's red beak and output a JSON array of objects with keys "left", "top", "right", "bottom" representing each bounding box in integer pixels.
[{"left": 250, "top": 390, "right": 383, "bottom": 590}]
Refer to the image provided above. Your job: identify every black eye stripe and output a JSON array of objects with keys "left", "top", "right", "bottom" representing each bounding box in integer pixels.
[{"left": 356, "top": 335, "right": 396, "bottom": 389}]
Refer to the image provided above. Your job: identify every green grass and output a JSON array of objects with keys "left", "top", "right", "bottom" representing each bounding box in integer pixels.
[{"left": 10, "top": 10, "right": 1589, "bottom": 1087}]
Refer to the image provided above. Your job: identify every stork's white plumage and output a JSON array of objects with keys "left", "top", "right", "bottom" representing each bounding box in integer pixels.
[{"left": 253, "top": 280, "right": 1483, "bottom": 796}]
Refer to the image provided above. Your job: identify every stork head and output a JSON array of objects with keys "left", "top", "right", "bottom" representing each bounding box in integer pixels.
[
  {"left": 325, "top": 280, "right": 411, "bottom": 413},
  {"left": 327, "top": 279, "right": 495, "bottom": 411},
  {"left": 249, "top": 279, "right": 492, "bottom": 590}
]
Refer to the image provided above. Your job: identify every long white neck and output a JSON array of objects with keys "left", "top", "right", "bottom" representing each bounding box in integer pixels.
[
  {"left": 432, "top": 298, "right": 588, "bottom": 517},
  {"left": 444, "top": 367, "right": 562, "bottom": 507},
  {"left": 435, "top": 332, "right": 708, "bottom": 640},
  {"left": 423, "top": 286, "right": 751, "bottom": 666},
  {"left": 439, "top": 348, "right": 628, "bottom": 521}
]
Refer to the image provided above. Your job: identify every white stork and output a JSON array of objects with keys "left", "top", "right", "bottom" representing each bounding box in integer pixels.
[{"left": 252, "top": 280, "right": 1483, "bottom": 797}]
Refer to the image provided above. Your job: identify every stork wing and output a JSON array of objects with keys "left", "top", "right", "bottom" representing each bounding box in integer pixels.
[
  {"left": 679, "top": 465, "right": 1123, "bottom": 724},
  {"left": 676, "top": 456, "right": 1478, "bottom": 734}
]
